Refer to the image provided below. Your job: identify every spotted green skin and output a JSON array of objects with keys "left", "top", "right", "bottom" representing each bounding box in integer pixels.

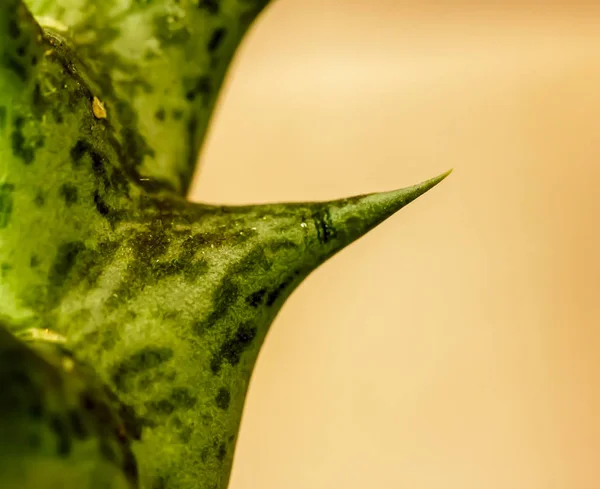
[
  {"left": 1, "top": 326, "right": 140, "bottom": 489},
  {"left": 27, "top": 0, "right": 271, "bottom": 195},
  {"left": 0, "top": 1, "right": 450, "bottom": 489}
]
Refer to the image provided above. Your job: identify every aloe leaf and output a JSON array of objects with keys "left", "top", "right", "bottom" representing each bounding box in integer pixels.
[
  {"left": 24, "top": 0, "right": 271, "bottom": 195},
  {"left": 0, "top": 325, "right": 140, "bottom": 489},
  {"left": 0, "top": 1, "right": 452, "bottom": 488},
  {"left": 62, "top": 172, "right": 451, "bottom": 489}
]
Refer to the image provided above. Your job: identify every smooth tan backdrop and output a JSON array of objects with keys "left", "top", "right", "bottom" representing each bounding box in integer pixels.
[{"left": 191, "top": 2, "right": 600, "bottom": 488}]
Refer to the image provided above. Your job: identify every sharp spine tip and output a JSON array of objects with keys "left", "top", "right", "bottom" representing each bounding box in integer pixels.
[{"left": 294, "top": 169, "right": 452, "bottom": 266}]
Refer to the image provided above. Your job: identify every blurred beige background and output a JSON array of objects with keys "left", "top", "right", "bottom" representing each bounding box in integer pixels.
[{"left": 191, "top": 2, "right": 600, "bottom": 488}]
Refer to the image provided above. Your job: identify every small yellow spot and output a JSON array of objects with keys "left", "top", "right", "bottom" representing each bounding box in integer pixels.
[
  {"left": 92, "top": 96, "right": 107, "bottom": 119},
  {"left": 62, "top": 357, "right": 75, "bottom": 373}
]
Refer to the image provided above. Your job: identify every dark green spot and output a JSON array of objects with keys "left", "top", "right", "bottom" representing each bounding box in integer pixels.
[
  {"left": 111, "top": 347, "right": 174, "bottom": 391},
  {"left": 80, "top": 392, "right": 116, "bottom": 427},
  {"left": 48, "top": 241, "right": 86, "bottom": 287},
  {"left": 198, "top": 0, "right": 219, "bottom": 14},
  {"left": 215, "top": 388, "right": 230, "bottom": 410},
  {"left": 312, "top": 208, "right": 336, "bottom": 244},
  {"left": 155, "top": 107, "right": 166, "bottom": 121},
  {"left": 201, "top": 446, "right": 209, "bottom": 463},
  {"left": 246, "top": 288, "right": 267, "bottom": 308},
  {"left": 196, "top": 277, "right": 239, "bottom": 334},
  {"left": 269, "top": 240, "right": 298, "bottom": 253},
  {"left": 216, "top": 442, "right": 226, "bottom": 461},
  {"left": 121, "top": 127, "right": 154, "bottom": 170},
  {"left": 33, "top": 191, "right": 44, "bottom": 207},
  {"left": 178, "top": 425, "right": 193, "bottom": 443},
  {"left": 266, "top": 270, "right": 301, "bottom": 307},
  {"left": 183, "top": 113, "right": 199, "bottom": 188},
  {"left": 185, "top": 76, "right": 212, "bottom": 104},
  {"left": 11, "top": 116, "right": 34, "bottom": 164},
  {"left": 115, "top": 400, "right": 143, "bottom": 441},
  {"left": 122, "top": 449, "right": 139, "bottom": 484},
  {"left": 0, "top": 183, "right": 15, "bottom": 228},
  {"left": 8, "top": 19, "right": 21, "bottom": 39},
  {"left": 70, "top": 139, "right": 91, "bottom": 166},
  {"left": 146, "top": 399, "right": 175, "bottom": 416},
  {"left": 207, "top": 28, "right": 226, "bottom": 52},
  {"left": 170, "top": 387, "right": 197, "bottom": 409},
  {"left": 59, "top": 184, "right": 78, "bottom": 206},
  {"left": 210, "top": 322, "right": 257, "bottom": 374},
  {"left": 93, "top": 191, "right": 110, "bottom": 217},
  {"left": 90, "top": 150, "right": 108, "bottom": 181}
]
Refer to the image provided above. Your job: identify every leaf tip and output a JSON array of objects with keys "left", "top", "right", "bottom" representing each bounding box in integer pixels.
[
  {"left": 386, "top": 167, "right": 451, "bottom": 202},
  {"left": 291, "top": 168, "right": 453, "bottom": 269},
  {"left": 329, "top": 168, "right": 452, "bottom": 236}
]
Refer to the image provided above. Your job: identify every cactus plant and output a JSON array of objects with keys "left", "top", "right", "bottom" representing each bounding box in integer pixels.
[{"left": 0, "top": 1, "right": 451, "bottom": 488}]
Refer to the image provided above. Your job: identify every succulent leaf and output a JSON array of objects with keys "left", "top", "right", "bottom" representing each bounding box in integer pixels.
[
  {"left": 0, "top": 324, "right": 140, "bottom": 489},
  {"left": 0, "top": 1, "right": 451, "bottom": 488},
  {"left": 25, "top": 0, "right": 272, "bottom": 195}
]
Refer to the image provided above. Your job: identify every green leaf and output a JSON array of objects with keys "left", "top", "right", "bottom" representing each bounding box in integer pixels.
[
  {"left": 0, "top": 1, "right": 451, "bottom": 488},
  {"left": 25, "top": 0, "right": 272, "bottom": 195},
  {"left": 0, "top": 324, "right": 140, "bottom": 489}
]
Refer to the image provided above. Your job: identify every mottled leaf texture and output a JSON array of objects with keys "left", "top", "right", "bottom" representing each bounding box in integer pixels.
[
  {"left": 0, "top": 1, "right": 451, "bottom": 488},
  {"left": 26, "top": 0, "right": 271, "bottom": 195}
]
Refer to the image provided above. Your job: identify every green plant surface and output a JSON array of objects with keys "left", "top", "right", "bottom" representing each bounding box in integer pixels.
[{"left": 0, "top": 1, "right": 451, "bottom": 488}]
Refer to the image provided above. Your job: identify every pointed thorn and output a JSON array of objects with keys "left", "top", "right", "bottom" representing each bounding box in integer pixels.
[
  {"left": 192, "top": 169, "right": 455, "bottom": 314},
  {"left": 321, "top": 169, "right": 452, "bottom": 250}
]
